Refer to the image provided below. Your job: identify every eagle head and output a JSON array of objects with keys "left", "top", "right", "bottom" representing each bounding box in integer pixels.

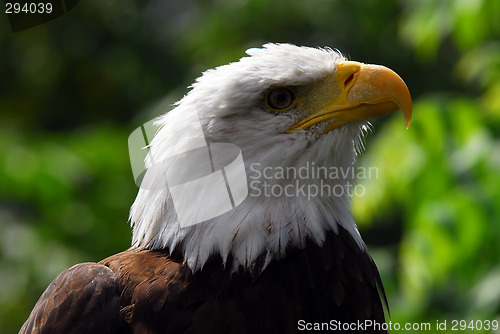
[{"left": 130, "top": 43, "right": 412, "bottom": 272}]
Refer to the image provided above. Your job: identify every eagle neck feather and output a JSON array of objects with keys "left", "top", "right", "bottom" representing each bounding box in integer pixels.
[{"left": 129, "top": 113, "right": 368, "bottom": 274}]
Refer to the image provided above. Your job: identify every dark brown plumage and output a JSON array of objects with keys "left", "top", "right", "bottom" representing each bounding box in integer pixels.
[{"left": 20, "top": 226, "right": 387, "bottom": 334}]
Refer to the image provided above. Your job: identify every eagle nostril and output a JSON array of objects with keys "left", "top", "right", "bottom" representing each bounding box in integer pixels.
[{"left": 344, "top": 73, "right": 355, "bottom": 89}]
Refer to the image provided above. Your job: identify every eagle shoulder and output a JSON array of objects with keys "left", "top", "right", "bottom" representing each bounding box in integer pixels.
[
  {"left": 19, "top": 262, "right": 121, "bottom": 334},
  {"left": 98, "top": 249, "right": 196, "bottom": 333},
  {"left": 21, "top": 227, "right": 387, "bottom": 334}
]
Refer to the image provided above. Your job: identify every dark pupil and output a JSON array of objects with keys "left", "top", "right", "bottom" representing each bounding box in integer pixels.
[
  {"left": 276, "top": 93, "right": 286, "bottom": 102},
  {"left": 271, "top": 89, "right": 291, "bottom": 108}
]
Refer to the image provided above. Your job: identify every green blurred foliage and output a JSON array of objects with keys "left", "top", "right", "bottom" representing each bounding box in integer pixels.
[{"left": 1, "top": 0, "right": 499, "bottom": 333}]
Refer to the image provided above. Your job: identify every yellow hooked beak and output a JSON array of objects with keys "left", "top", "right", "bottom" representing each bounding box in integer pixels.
[{"left": 287, "top": 61, "right": 412, "bottom": 133}]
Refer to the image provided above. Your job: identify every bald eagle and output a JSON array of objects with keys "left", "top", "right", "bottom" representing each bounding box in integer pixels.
[{"left": 20, "top": 44, "right": 411, "bottom": 334}]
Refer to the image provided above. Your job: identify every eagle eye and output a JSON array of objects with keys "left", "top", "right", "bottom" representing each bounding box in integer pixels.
[{"left": 265, "top": 88, "right": 295, "bottom": 111}]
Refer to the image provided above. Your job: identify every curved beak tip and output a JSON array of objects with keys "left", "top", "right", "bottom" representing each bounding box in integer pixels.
[
  {"left": 401, "top": 103, "right": 412, "bottom": 129},
  {"left": 405, "top": 115, "right": 412, "bottom": 129},
  {"left": 399, "top": 90, "right": 412, "bottom": 129}
]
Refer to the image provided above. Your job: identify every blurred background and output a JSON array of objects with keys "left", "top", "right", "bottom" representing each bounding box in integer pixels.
[{"left": 1, "top": 0, "right": 500, "bottom": 332}]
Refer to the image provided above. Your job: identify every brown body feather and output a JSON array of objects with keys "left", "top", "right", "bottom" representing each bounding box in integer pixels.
[{"left": 20, "top": 226, "right": 387, "bottom": 334}]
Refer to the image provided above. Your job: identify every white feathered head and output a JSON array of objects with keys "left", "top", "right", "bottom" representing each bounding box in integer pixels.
[{"left": 130, "top": 43, "right": 411, "bottom": 272}]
